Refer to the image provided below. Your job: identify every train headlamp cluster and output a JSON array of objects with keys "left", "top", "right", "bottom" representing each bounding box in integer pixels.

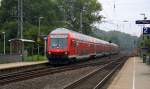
[{"left": 65, "top": 52, "right": 68, "bottom": 55}]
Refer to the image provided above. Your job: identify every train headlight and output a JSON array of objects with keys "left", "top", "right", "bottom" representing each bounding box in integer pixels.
[
  {"left": 65, "top": 52, "right": 68, "bottom": 55},
  {"left": 49, "top": 52, "right": 51, "bottom": 54}
]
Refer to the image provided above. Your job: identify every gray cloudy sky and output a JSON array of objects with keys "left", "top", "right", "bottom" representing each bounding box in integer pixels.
[{"left": 97, "top": 0, "right": 150, "bottom": 36}]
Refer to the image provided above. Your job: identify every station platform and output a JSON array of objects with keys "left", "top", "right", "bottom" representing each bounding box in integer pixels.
[
  {"left": 107, "top": 57, "right": 150, "bottom": 89},
  {"left": 0, "top": 60, "right": 48, "bottom": 70}
]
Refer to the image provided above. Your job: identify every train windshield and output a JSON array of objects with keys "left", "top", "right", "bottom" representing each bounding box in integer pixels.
[{"left": 50, "top": 35, "right": 68, "bottom": 49}]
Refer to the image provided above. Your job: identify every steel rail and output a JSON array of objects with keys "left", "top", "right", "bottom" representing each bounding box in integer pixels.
[
  {"left": 63, "top": 56, "right": 127, "bottom": 89},
  {"left": 0, "top": 57, "right": 114, "bottom": 85},
  {"left": 93, "top": 57, "right": 127, "bottom": 89},
  {"left": 0, "top": 54, "right": 124, "bottom": 86}
]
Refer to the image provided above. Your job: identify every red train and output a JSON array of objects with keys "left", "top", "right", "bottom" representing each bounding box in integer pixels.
[{"left": 47, "top": 28, "right": 119, "bottom": 64}]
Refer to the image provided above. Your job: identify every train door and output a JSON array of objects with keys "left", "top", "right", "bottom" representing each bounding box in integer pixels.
[
  {"left": 76, "top": 40, "right": 79, "bottom": 56},
  {"left": 69, "top": 39, "right": 76, "bottom": 56},
  {"left": 94, "top": 44, "right": 96, "bottom": 55}
]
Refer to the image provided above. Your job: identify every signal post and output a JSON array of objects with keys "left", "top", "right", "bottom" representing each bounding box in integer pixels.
[{"left": 136, "top": 20, "right": 150, "bottom": 63}]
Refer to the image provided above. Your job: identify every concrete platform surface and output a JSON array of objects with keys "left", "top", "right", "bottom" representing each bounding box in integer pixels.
[
  {"left": 107, "top": 57, "right": 150, "bottom": 89},
  {"left": 0, "top": 60, "right": 48, "bottom": 70}
]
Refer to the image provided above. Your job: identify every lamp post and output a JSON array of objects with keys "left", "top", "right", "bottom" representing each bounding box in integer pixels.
[
  {"left": 140, "top": 13, "right": 147, "bottom": 62},
  {"left": 79, "top": 6, "right": 86, "bottom": 33},
  {"left": 123, "top": 20, "right": 134, "bottom": 50},
  {"left": 37, "top": 17, "right": 44, "bottom": 55},
  {"left": 140, "top": 13, "right": 147, "bottom": 39},
  {"left": 80, "top": 11, "right": 83, "bottom": 33},
  {"left": 140, "top": 13, "right": 147, "bottom": 20},
  {"left": 18, "top": 0, "right": 23, "bottom": 39},
  {"left": 122, "top": 20, "right": 128, "bottom": 31},
  {"left": 44, "top": 37, "right": 47, "bottom": 57},
  {"left": 123, "top": 20, "right": 128, "bottom": 23},
  {"left": 38, "top": 17, "right": 44, "bottom": 36},
  {"left": 2, "top": 32, "right": 5, "bottom": 55},
  {"left": 140, "top": 13, "right": 147, "bottom": 33}
]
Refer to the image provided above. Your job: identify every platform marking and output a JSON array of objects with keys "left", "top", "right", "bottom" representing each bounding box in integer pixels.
[{"left": 132, "top": 57, "right": 135, "bottom": 89}]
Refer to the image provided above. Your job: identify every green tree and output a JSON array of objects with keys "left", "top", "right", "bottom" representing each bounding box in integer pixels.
[
  {"left": 142, "top": 37, "right": 150, "bottom": 55},
  {"left": 57, "top": 0, "right": 102, "bottom": 34},
  {"left": 0, "top": 0, "right": 102, "bottom": 53}
]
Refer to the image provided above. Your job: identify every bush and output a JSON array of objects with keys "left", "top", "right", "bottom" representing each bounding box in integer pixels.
[{"left": 23, "top": 55, "right": 47, "bottom": 61}]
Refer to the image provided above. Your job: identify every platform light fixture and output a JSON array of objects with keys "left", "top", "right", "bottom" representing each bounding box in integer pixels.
[
  {"left": 38, "top": 16, "right": 44, "bottom": 55},
  {"left": 2, "top": 32, "right": 5, "bottom": 55}
]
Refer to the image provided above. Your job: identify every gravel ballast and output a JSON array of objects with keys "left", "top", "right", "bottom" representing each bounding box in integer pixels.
[{"left": 0, "top": 66, "right": 100, "bottom": 89}]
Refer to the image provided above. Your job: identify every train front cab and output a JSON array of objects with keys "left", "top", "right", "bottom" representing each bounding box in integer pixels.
[{"left": 47, "top": 33, "right": 70, "bottom": 64}]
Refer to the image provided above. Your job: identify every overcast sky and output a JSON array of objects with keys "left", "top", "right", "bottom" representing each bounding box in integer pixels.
[{"left": 97, "top": 0, "right": 150, "bottom": 36}]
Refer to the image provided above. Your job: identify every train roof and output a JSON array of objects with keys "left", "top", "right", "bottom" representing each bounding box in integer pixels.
[
  {"left": 110, "top": 43, "right": 118, "bottom": 47},
  {"left": 50, "top": 28, "right": 70, "bottom": 34},
  {"left": 50, "top": 28, "right": 118, "bottom": 46}
]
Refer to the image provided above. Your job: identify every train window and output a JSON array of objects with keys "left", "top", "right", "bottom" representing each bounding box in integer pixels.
[
  {"left": 71, "top": 40, "right": 74, "bottom": 46},
  {"left": 50, "top": 38, "right": 67, "bottom": 49},
  {"left": 71, "top": 40, "right": 76, "bottom": 47}
]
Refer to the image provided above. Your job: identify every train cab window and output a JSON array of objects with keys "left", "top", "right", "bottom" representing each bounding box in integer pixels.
[{"left": 50, "top": 37, "right": 68, "bottom": 49}]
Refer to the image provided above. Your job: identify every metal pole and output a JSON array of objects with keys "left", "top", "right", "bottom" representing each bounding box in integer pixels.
[
  {"left": 10, "top": 41, "right": 12, "bottom": 55},
  {"left": 38, "top": 44, "right": 40, "bottom": 55},
  {"left": 20, "top": 0, "right": 23, "bottom": 39},
  {"left": 17, "top": 0, "right": 20, "bottom": 38},
  {"left": 2, "top": 32, "right": 5, "bottom": 55},
  {"left": 140, "top": 13, "right": 146, "bottom": 39},
  {"left": 38, "top": 17, "right": 41, "bottom": 36},
  {"left": 140, "top": 13, "right": 146, "bottom": 62},
  {"left": 44, "top": 38, "right": 47, "bottom": 56},
  {"left": 122, "top": 20, "right": 129, "bottom": 32},
  {"left": 17, "top": 0, "right": 23, "bottom": 39},
  {"left": 38, "top": 17, "right": 44, "bottom": 55},
  {"left": 22, "top": 42, "right": 24, "bottom": 61},
  {"left": 4, "top": 33, "right": 5, "bottom": 55},
  {"left": 38, "top": 17, "right": 44, "bottom": 35},
  {"left": 80, "top": 11, "right": 83, "bottom": 33},
  {"left": 38, "top": 17, "right": 40, "bottom": 55}
]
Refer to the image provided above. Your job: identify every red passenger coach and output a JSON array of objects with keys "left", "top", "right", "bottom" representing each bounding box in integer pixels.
[{"left": 47, "top": 28, "right": 119, "bottom": 64}]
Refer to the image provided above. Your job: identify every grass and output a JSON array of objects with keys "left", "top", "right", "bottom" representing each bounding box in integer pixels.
[{"left": 23, "top": 55, "right": 47, "bottom": 62}]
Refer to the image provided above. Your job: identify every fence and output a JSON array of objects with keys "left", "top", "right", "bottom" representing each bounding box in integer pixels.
[{"left": 0, "top": 54, "right": 22, "bottom": 64}]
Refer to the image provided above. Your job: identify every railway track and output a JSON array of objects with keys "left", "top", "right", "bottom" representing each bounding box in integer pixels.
[
  {"left": 0, "top": 54, "right": 126, "bottom": 86},
  {"left": 63, "top": 56, "right": 128, "bottom": 89}
]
